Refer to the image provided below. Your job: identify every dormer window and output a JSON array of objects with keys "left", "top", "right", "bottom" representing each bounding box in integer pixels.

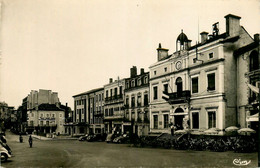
[
  {"left": 154, "top": 71, "right": 157, "bottom": 75},
  {"left": 164, "top": 67, "right": 167, "bottom": 72},
  {"left": 131, "top": 80, "right": 135, "bottom": 87},
  {"left": 126, "top": 82, "right": 129, "bottom": 89},
  {"left": 138, "top": 79, "right": 142, "bottom": 86},
  {"left": 144, "top": 77, "right": 148, "bottom": 84},
  {"left": 193, "top": 58, "right": 197, "bottom": 64},
  {"left": 209, "top": 52, "right": 214, "bottom": 59}
]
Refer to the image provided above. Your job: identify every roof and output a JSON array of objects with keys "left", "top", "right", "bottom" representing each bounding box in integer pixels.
[
  {"left": 73, "top": 87, "right": 103, "bottom": 97},
  {"left": 188, "top": 33, "right": 228, "bottom": 50},
  {"left": 32, "top": 104, "right": 63, "bottom": 111},
  {"left": 177, "top": 31, "right": 189, "bottom": 45},
  {"left": 234, "top": 42, "right": 259, "bottom": 56}
]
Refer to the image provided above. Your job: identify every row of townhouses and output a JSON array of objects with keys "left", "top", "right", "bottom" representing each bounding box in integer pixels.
[{"left": 67, "top": 14, "right": 259, "bottom": 137}]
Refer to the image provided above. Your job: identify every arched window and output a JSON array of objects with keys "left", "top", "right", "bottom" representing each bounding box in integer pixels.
[
  {"left": 249, "top": 50, "right": 259, "bottom": 71},
  {"left": 176, "top": 77, "right": 183, "bottom": 96}
]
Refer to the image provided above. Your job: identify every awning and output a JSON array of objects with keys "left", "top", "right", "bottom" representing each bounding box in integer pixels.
[{"left": 246, "top": 113, "right": 259, "bottom": 122}]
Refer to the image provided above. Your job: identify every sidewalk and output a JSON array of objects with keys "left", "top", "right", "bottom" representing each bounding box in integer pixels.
[
  {"left": 31, "top": 134, "right": 53, "bottom": 140},
  {"left": 30, "top": 134, "right": 78, "bottom": 141}
]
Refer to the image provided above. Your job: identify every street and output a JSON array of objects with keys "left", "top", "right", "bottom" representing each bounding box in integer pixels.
[{"left": 1, "top": 131, "right": 258, "bottom": 168}]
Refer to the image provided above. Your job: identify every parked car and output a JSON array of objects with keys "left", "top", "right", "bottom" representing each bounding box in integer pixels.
[
  {"left": 105, "top": 133, "right": 116, "bottom": 143},
  {"left": 87, "top": 134, "right": 104, "bottom": 142},
  {"left": 0, "top": 142, "right": 11, "bottom": 162},
  {"left": 78, "top": 134, "right": 89, "bottom": 141},
  {"left": 113, "top": 134, "right": 130, "bottom": 144}
]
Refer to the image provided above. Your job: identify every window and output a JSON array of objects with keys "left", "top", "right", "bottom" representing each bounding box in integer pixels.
[
  {"left": 192, "top": 112, "right": 199, "bottom": 129},
  {"left": 131, "top": 80, "right": 135, "bottom": 87},
  {"left": 249, "top": 51, "right": 259, "bottom": 71},
  {"left": 144, "top": 77, "right": 148, "bottom": 84},
  {"left": 207, "top": 73, "right": 215, "bottom": 91},
  {"left": 163, "top": 114, "right": 169, "bottom": 128},
  {"left": 163, "top": 83, "right": 168, "bottom": 94},
  {"left": 153, "top": 115, "right": 158, "bottom": 129},
  {"left": 193, "top": 58, "right": 196, "bottom": 64},
  {"left": 106, "top": 90, "right": 108, "bottom": 98},
  {"left": 209, "top": 52, "right": 214, "bottom": 59},
  {"left": 60, "top": 113, "right": 62, "bottom": 118},
  {"left": 30, "top": 121, "right": 34, "bottom": 126},
  {"left": 208, "top": 111, "right": 216, "bottom": 128},
  {"left": 40, "top": 113, "right": 43, "bottom": 118},
  {"left": 119, "top": 86, "right": 122, "bottom": 96},
  {"left": 153, "top": 86, "right": 158, "bottom": 100},
  {"left": 192, "top": 77, "right": 199, "bottom": 93},
  {"left": 126, "top": 97, "right": 129, "bottom": 107},
  {"left": 60, "top": 121, "right": 62, "bottom": 125},
  {"left": 110, "top": 89, "right": 113, "bottom": 97},
  {"left": 131, "top": 111, "right": 135, "bottom": 120},
  {"left": 40, "top": 121, "right": 43, "bottom": 126},
  {"left": 164, "top": 67, "right": 167, "bottom": 72},
  {"left": 52, "top": 114, "right": 55, "bottom": 118},
  {"left": 144, "top": 94, "right": 148, "bottom": 106},
  {"left": 138, "top": 79, "right": 141, "bottom": 86},
  {"left": 131, "top": 96, "right": 135, "bottom": 107},
  {"left": 137, "top": 95, "right": 141, "bottom": 107},
  {"left": 126, "top": 82, "right": 129, "bottom": 89},
  {"left": 126, "top": 111, "right": 129, "bottom": 120},
  {"left": 31, "top": 113, "right": 34, "bottom": 117},
  {"left": 46, "top": 114, "right": 49, "bottom": 117},
  {"left": 114, "top": 88, "right": 118, "bottom": 97},
  {"left": 138, "top": 112, "right": 142, "bottom": 121},
  {"left": 105, "top": 109, "right": 108, "bottom": 116},
  {"left": 154, "top": 71, "right": 157, "bottom": 75}
]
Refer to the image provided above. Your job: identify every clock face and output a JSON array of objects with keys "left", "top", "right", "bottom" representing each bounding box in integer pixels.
[{"left": 175, "top": 61, "right": 182, "bottom": 70}]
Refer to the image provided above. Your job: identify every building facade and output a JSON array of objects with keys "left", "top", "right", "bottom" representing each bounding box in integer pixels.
[
  {"left": 234, "top": 34, "right": 260, "bottom": 130},
  {"left": 149, "top": 14, "right": 255, "bottom": 134},
  {"left": 88, "top": 88, "right": 104, "bottom": 134},
  {"left": 104, "top": 78, "right": 125, "bottom": 134},
  {"left": 71, "top": 87, "right": 104, "bottom": 136},
  {"left": 27, "top": 104, "right": 65, "bottom": 135},
  {"left": 124, "top": 66, "right": 150, "bottom": 136}
]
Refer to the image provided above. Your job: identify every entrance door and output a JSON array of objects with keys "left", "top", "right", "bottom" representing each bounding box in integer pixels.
[
  {"left": 174, "top": 115, "right": 184, "bottom": 130},
  {"left": 174, "top": 108, "right": 185, "bottom": 130}
]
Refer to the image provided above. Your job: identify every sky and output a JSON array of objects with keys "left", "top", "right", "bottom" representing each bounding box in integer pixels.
[{"left": 0, "top": 0, "right": 260, "bottom": 109}]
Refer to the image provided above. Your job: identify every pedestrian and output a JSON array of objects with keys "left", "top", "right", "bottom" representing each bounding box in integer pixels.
[
  {"left": 170, "top": 124, "right": 175, "bottom": 136},
  {"left": 19, "top": 135, "right": 23, "bottom": 143},
  {"left": 28, "top": 135, "right": 33, "bottom": 148}
]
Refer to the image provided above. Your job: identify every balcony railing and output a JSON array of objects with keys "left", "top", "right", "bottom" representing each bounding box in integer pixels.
[
  {"left": 168, "top": 90, "right": 191, "bottom": 104},
  {"left": 104, "top": 111, "right": 124, "bottom": 120},
  {"left": 105, "top": 95, "right": 123, "bottom": 103},
  {"left": 94, "top": 110, "right": 103, "bottom": 116}
]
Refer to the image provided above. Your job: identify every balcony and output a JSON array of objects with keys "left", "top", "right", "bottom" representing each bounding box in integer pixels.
[
  {"left": 168, "top": 90, "right": 191, "bottom": 104},
  {"left": 105, "top": 95, "right": 123, "bottom": 104},
  {"left": 94, "top": 110, "right": 103, "bottom": 116},
  {"left": 104, "top": 111, "right": 124, "bottom": 120}
]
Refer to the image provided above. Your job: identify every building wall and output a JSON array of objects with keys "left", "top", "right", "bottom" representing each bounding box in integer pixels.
[
  {"left": 27, "top": 110, "right": 65, "bottom": 134},
  {"left": 27, "top": 89, "right": 60, "bottom": 109}
]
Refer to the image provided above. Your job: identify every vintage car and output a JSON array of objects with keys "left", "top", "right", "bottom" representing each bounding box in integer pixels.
[{"left": 113, "top": 134, "right": 130, "bottom": 144}]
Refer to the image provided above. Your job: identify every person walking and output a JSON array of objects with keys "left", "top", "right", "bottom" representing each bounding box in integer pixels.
[{"left": 28, "top": 135, "right": 33, "bottom": 148}]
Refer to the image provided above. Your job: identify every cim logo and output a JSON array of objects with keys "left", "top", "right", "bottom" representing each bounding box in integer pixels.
[{"left": 233, "top": 158, "right": 251, "bottom": 166}]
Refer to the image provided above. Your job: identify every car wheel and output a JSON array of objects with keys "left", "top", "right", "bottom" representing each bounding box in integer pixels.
[
  {"left": 1, "top": 153, "right": 8, "bottom": 162},
  {"left": 118, "top": 140, "right": 122, "bottom": 144}
]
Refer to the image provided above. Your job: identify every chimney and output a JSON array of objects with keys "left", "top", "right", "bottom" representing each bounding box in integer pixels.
[
  {"left": 187, "top": 40, "right": 192, "bottom": 49},
  {"left": 140, "top": 68, "right": 144, "bottom": 75},
  {"left": 225, "top": 14, "right": 241, "bottom": 36},
  {"left": 200, "top": 32, "right": 208, "bottom": 43},
  {"left": 157, "top": 43, "right": 169, "bottom": 61},
  {"left": 109, "top": 78, "right": 113, "bottom": 83},
  {"left": 254, "top": 34, "right": 259, "bottom": 42},
  {"left": 66, "top": 103, "right": 68, "bottom": 107},
  {"left": 130, "top": 66, "right": 137, "bottom": 78}
]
